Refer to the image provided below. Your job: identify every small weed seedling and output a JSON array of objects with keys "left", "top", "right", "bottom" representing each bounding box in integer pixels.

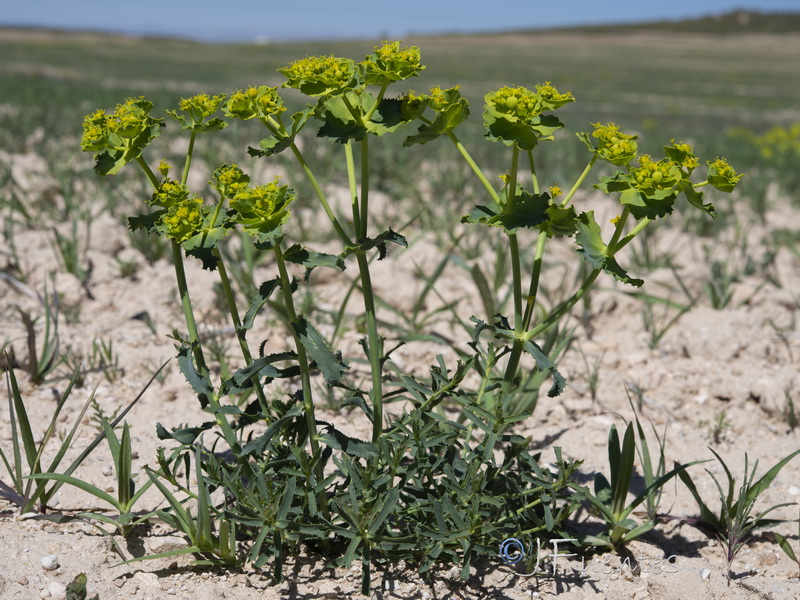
[
  {"left": 678, "top": 448, "right": 800, "bottom": 584},
  {"left": 0, "top": 359, "right": 167, "bottom": 514},
  {"left": 29, "top": 419, "right": 153, "bottom": 537},
  {"left": 580, "top": 419, "right": 696, "bottom": 550}
]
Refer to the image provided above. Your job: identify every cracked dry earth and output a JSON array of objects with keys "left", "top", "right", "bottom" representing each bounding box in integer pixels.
[{"left": 1, "top": 150, "right": 800, "bottom": 599}]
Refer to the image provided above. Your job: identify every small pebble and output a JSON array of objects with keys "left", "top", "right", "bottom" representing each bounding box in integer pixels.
[
  {"left": 699, "top": 568, "right": 711, "bottom": 581},
  {"left": 40, "top": 555, "right": 59, "bottom": 571},
  {"left": 101, "top": 465, "right": 114, "bottom": 477}
]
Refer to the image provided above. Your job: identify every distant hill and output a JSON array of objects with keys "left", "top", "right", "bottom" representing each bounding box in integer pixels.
[{"left": 548, "top": 9, "right": 800, "bottom": 35}]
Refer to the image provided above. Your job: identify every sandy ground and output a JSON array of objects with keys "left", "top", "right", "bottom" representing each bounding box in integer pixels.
[{"left": 2, "top": 149, "right": 800, "bottom": 600}]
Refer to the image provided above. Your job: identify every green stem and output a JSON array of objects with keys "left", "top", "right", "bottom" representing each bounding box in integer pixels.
[
  {"left": 520, "top": 208, "right": 645, "bottom": 344},
  {"left": 561, "top": 156, "right": 597, "bottom": 208},
  {"left": 136, "top": 157, "right": 160, "bottom": 189},
  {"left": 502, "top": 147, "right": 523, "bottom": 390},
  {"left": 360, "top": 136, "right": 370, "bottom": 240},
  {"left": 607, "top": 206, "right": 632, "bottom": 250},
  {"left": 611, "top": 216, "right": 652, "bottom": 253},
  {"left": 136, "top": 157, "right": 209, "bottom": 376},
  {"left": 169, "top": 239, "right": 208, "bottom": 374},
  {"left": 527, "top": 149, "right": 540, "bottom": 195},
  {"left": 213, "top": 248, "right": 269, "bottom": 414},
  {"left": 343, "top": 137, "right": 384, "bottom": 442},
  {"left": 273, "top": 241, "right": 323, "bottom": 468},
  {"left": 523, "top": 267, "right": 603, "bottom": 342},
  {"left": 180, "top": 131, "right": 197, "bottom": 186},
  {"left": 345, "top": 141, "right": 362, "bottom": 236},
  {"left": 363, "top": 82, "right": 389, "bottom": 123},
  {"left": 445, "top": 130, "right": 501, "bottom": 203},
  {"left": 521, "top": 232, "right": 548, "bottom": 332},
  {"left": 289, "top": 144, "right": 354, "bottom": 245}
]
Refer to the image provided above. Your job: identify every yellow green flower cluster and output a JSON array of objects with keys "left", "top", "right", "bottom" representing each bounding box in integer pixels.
[
  {"left": 230, "top": 180, "right": 293, "bottom": 222},
  {"left": 630, "top": 155, "right": 679, "bottom": 192},
  {"left": 150, "top": 180, "right": 191, "bottom": 208},
  {"left": 591, "top": 123, "right": 638, "bottom": 166},
  {"left": 707, "top": 157, "right": 744, "bottom": 192},
  {"left": 534, "top": 82, "right": 575, "bottom": 110},
  {"left": 225, "top": 86, "right": 286, "bottom": 120},
  {"left": 178, "top": 93, "right": 225, "bottom": 121},
  {"left": 428, "top": 85, "right": 464, "bottom": 112},
  {"left": 486, "top": 83, "right": 573, "bottom": 123},
  {"left": 212, "top": 164, "right": 251, "bottom": 199},
  {"left": 665, "top": 140, "right": 699, "bottom": 170},
  {"left": 80, "top": 97, "right": 156, "bottom": 152},
  {"left": 363, "top": 41, "right": 424, "bottom": 84},
  {"left": 161, "top": 196, "right": 208, "bottom": 243},
  {"left": 279, "top": 55, "right": 357, "bottom": 96}
]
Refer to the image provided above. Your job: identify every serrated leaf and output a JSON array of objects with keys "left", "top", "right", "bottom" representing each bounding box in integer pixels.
[
  {"left": 345, "top": 229, "right": 407, "bottom": 260},
  {"left": 176, "top": 346, "right": 214, "bottom": 408},
  {"left": 293, "top": 317, "right": 348, "bottom": 385},
  {"left": 620, "top": 187, "right": 676, "bottom": 220},
  {"left": 319, "top": 427, "right": 377, "bottom": 458},
  {"left": 241, "top": 404, "right": 305, "bottom": 455},
  {"left": 403, "top": 99, "right": 469, "bottom": 146},
  {"left": 156, "top": 421, "right": 214, "bottom": 444},
  {"left": 248, "top": 107, "right": 313, "bottom": 158},
  {"left": 483, "top": 111, "right": 564, "bottom": 150},
  {"left": 540, "top": 203, "right": 579, "bottom": 237},
  {"left": 575, "top": 211, "right": 643, "bottom": 287},
  {"left": 677, "top": 179, "right": 715, "bottom": 218},
  {"left": 225, "top": 352, "right": 299, "bottom": 393},
  {"left": 461, "top": 189, "right": 550, "bottom": 232},
  {"left": 283, "top": 244, "right": 346, "bottom": 277},
  {"left": 242, "top": 278, "right": 281, "bottom": 331}
]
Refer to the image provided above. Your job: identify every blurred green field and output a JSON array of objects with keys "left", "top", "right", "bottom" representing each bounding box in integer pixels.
[
  {"left": 1, "top": 22, "right": 799, "bottom": 199},
  {"left": 2, "top": 25, "right": 798, "bottom": 135}
]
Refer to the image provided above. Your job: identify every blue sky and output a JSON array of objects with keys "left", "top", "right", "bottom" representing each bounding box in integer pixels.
[{"left": 3, "top": 0, "right": 800, "bottom": 41}]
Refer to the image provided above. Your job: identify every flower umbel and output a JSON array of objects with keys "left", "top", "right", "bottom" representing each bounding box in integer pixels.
[
  {"left": 212, "top": 164, "right": 251, "bottom": 199},
  {"left": 225, "top": 86, "right": 286, "bottom": 121},
  {"left": 231, "top": 179, "right": 295, "bottom": 235},
  {"left": 150, "top": 180, "right": 191, "bottom": 209},
  {"left": 279, "top": 55, "right": 357, "bottom": 97},
  {"left": 180, "top": 92, "right": 224, "bottom": 121},
  {"left": 707, "top": 157, "right": 744, "bottom": 192},
  {"left": 80, "top": 97, "right": 163, "bottom": 175},
  {"left": 630, "top": 155, "right": 680, "bottom": 193},
  {"left": 363, "top": 41, "right": 425, "bottom": 85},
  {"left": 664, "top": 140, "right": 700, "bottom": 172},
  {"left": 591, "top": 122, "right": 638, "bottom": 167},
  {"left": 80, "top": 97, "right": 158, "bottom": 151},
  {"left": 161, "top": 195, "right": 208, "bottom": 243}
]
